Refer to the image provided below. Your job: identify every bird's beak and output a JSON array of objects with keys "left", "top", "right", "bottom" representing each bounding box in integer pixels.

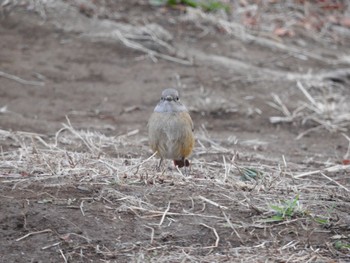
[{"left": 165, "top": 96, "right": 173, "bottom": 101}]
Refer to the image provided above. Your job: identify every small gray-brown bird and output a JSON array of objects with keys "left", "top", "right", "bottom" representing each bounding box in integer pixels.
[{"left": 148, "top": 88, "right": 194, "bottom": 169}]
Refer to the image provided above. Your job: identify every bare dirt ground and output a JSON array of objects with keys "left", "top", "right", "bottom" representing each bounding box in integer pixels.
[{"left": 1, "top": 0, "right": 350, "bottom": 262}]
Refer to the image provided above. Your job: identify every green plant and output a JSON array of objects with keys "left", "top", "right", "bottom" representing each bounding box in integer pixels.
[
  {"left": 265, "top": 195, "right": 301, "bottom": 222},
  {"left": 149, "top": 0, "right": 230, "bottom": 13},
  {"left": 200, "top": 1, "right": 230, "bottom": 12},
  {"left": 312, "top": 216, "right": 330, "bottom": 225},
  {"left": 334, "top": 240, "right": 350, "bottom": 250},
  {"left": 167, "top": 0, "right": 198, "bottom": 8},
  {"left": 239, "top": 167, "right": 262, "bottom": 181}
]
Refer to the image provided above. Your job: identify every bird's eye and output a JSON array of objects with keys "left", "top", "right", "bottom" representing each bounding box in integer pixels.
[{"left": 176, "top": 97, "right": 179, "bottom": 101}]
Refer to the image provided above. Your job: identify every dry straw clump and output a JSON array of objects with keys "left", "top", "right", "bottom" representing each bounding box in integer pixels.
[{"left": 269, "top": 81, "right": 350, "bottom": 139}]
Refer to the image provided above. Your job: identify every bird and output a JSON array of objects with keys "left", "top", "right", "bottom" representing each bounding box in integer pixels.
[{"left": 148, "top": 88, "right": 194, "bottom": 169}]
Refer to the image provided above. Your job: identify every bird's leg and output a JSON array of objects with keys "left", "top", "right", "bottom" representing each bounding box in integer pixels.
[
  {"left": 157, "top": 158, "right": 163, "bottom": 171},
  {"left": 183, "top": 158, "right": 191, "bottom": 176}
]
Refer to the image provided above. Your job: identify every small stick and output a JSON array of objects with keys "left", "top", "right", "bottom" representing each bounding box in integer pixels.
[
  {"left": 98, "top": 159, "right": 120, "bottom": 171},
  {"left": 295, "top": 125, "right": 322, "bottom": 140},
  {"left": 320, "top": 173, "right": 349, "bottom": 192},
  {"left": 281, "top": 240, "right": 299, "bottom": 250},
  {"left": 0, "top": 70, "right": 45, "bottom": 86},
  {"left": 63, "top": 117, "right": 96, "bottom": 153},
  {"left": 222, "top": 211, "right": 242, "bottom": 241},
  {"left": 198, "top": 195, "right": 228, "bottom": 210},
  {"left": 200, "top": 223, "right": 220, "bottom": 248},
  {"left": 113, "top": 30, "right": 193, "bottom": 65},
  {"left": 175, "top": 165, "right": 185, "bottom": 178},
  {"left": 80, "top": 200, "right": 85, "bottom": 216},
  {"left": 120, "top": 152, "right": 157, "bottom": 173},
  {"left": 59, "top": 249, "right": 68, "bottom": 263},
  {"left": 128, "top": 205, "right": 224, "bottom": 220},
  {"left": 223, "top": 155, "right": 229, "bottom": 182},
  {"left": 158, "top": 202, "right": 171, "bottom": 226},
  {"left": 144, "top": 225, "right": 155, "bottom": 244},
  {"left": 294, "top": 164, "right": 350, "bottom": 178},
  {"left": 42, "top": 242, "right": 61, "bottom": 250},
  {"left": 297, "top": 81, "right": 318, "bottom": 108},
  {"left": 271, "top": 93, "right": 292, "bottom": 117},
  {"left": 16, "top": 229, "right": 52, "bottom": 241},
  {"left": 342, "top": 133, "right": 350, "bottom": 160},
  {"left": 282, "top": 155, "right": 287, "bottom": 168}
]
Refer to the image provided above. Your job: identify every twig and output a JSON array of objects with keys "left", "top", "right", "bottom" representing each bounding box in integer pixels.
[
  {"left": 222, "top": 211, "right": 242, "bottom": 241},
  {"left": 144, "top": 225, "right": 155, "bottom": 244},
  {"left": 175, "top": 165, "right": 186, "bottom": 178},
  {"left": 223, "top": 155, "right": 232, "bottom": 182},
  {"left": 269, "top": 116, "right": 294, "bottom": 124},
  {"left": 63, "top": 116, "right": 97, "bottom": 153},
  {"left": 128, "top": 206, "right": 224, "bottom": 220},
  {"left": 254, "top": 218, "right": 301, "bottom": 227},
  {"left": 59, "top": 249, "right": 68, "bottom": 263},
  {"left": 282, "top": 155, "right": 287, "bottom": 168},
  {"left": 297, "top": 82, "right": 318, "bottom": 108},
  {"left": 158, "top": 202, "right": 171, "bottom": 226},
  {"left": 281, "top": 240, "right": 299, "bottom": 250},
  {"left": 295, "top": 125, "right": 323, "bottom": 140},
  {"left": 294, "top": 164, "right": 350, "bottom": 178},
  {"left": 0, "top": 70, "right": 45, "bottom": 86},
  {"left": 42, "top": 242, "right": 61, "bottom": 250},
  {"left": 271, "top": 93, "right": 292, "bottom": 117},
  {"left": 98, "top": 159, "right": 121, "bottom": 172},
  {"left": 113, "top": 30, "right": 193, "bottom": 65},
  {"left": 120, "top": 152, "right": 157, "bottom": 173},
  {"left": 320, "top": 173, "right": 349, "bottom": 192},
  {"left": 186, "top": 8, "right": 347, "bottom": 65},
  {"left": 200, "top": 223, "right": 220, "bottom": 248},
  {"left": 198, "top": 195, "right": 228, "bottom": 210},
  {"left": 342, "top": 133, "right": 350, "bottom": 160},
  {"left": 16, "top": 229, "right": 52, "bottom": 241},
  {"left": 52, "top": 127, "right": 68, "bottom": 147},
  {"left": 80, "top": 200, "right": 85, "bottom": 216}
]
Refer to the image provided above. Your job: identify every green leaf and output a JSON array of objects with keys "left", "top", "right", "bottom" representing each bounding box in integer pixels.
[
  {"left": 313, "top": 217, "right": 329, "bottom": 224},
  {"left": 200, "top": 1, "right": 230, "bottom": 12},
  {"left": 149, "top": 0, "right": 168, "bottom": 6},
  {"left": 240, "top": 167, "right": 262, "bottom": 181},
  {"left": 334, "top": 241, "right": 350, "bottom": 250},
  {"left": 261, "top": 215, "right": 284, "bottom": 222},
  {"left": 270, "top": 204, "right": 284, "bottom": 214},
  {"left": 150, "top": 0, "right": 230, "bottom": 13},
  {"left": 181, "top": 0, "right": 199, "bottom": 8},
  {"left": 167, "top": 0, "right": 178, "bottom": 6}
]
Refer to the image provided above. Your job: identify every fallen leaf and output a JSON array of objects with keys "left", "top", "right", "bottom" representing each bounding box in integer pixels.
[
  {"left": 320, "top": 3, "right": 344, "bottom": 11},
  {"left": 243, "top": 12, "right": 259, "bottom": 28},
  {"left": 342, "top": 159, "right": 350, "bottom": 165},
  {"left": 327, "top": 15, "right": 339, "bottom": 24},
  {"left": 340, "top": 17, "right": 350, "bottom": 28},
  {"left": 20, "top": 171, "right": 29, "bottom": 176},
  {"left": 273, "top": 27, "right": 295, "bottom": 37},
  {"left": 60, "top": 233, "right": 72, "bottom": 242}
]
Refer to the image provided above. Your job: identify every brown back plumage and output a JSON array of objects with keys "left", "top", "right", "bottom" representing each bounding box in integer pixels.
[{"left": 148, "top": 88, "right": 194, "bottom": 166}]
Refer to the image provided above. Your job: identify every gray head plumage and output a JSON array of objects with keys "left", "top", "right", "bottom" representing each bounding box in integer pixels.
[{"left": 154, "top": 88, "right": 188, "bottom": 113}]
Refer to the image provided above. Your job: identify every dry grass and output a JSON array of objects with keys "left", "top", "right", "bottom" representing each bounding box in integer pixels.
[
  {"left": 1, "top": 118, "right": 349, "bottom": 262},
  {"left": 268, "top": 81, "right": 350, "bottom": 139}
]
